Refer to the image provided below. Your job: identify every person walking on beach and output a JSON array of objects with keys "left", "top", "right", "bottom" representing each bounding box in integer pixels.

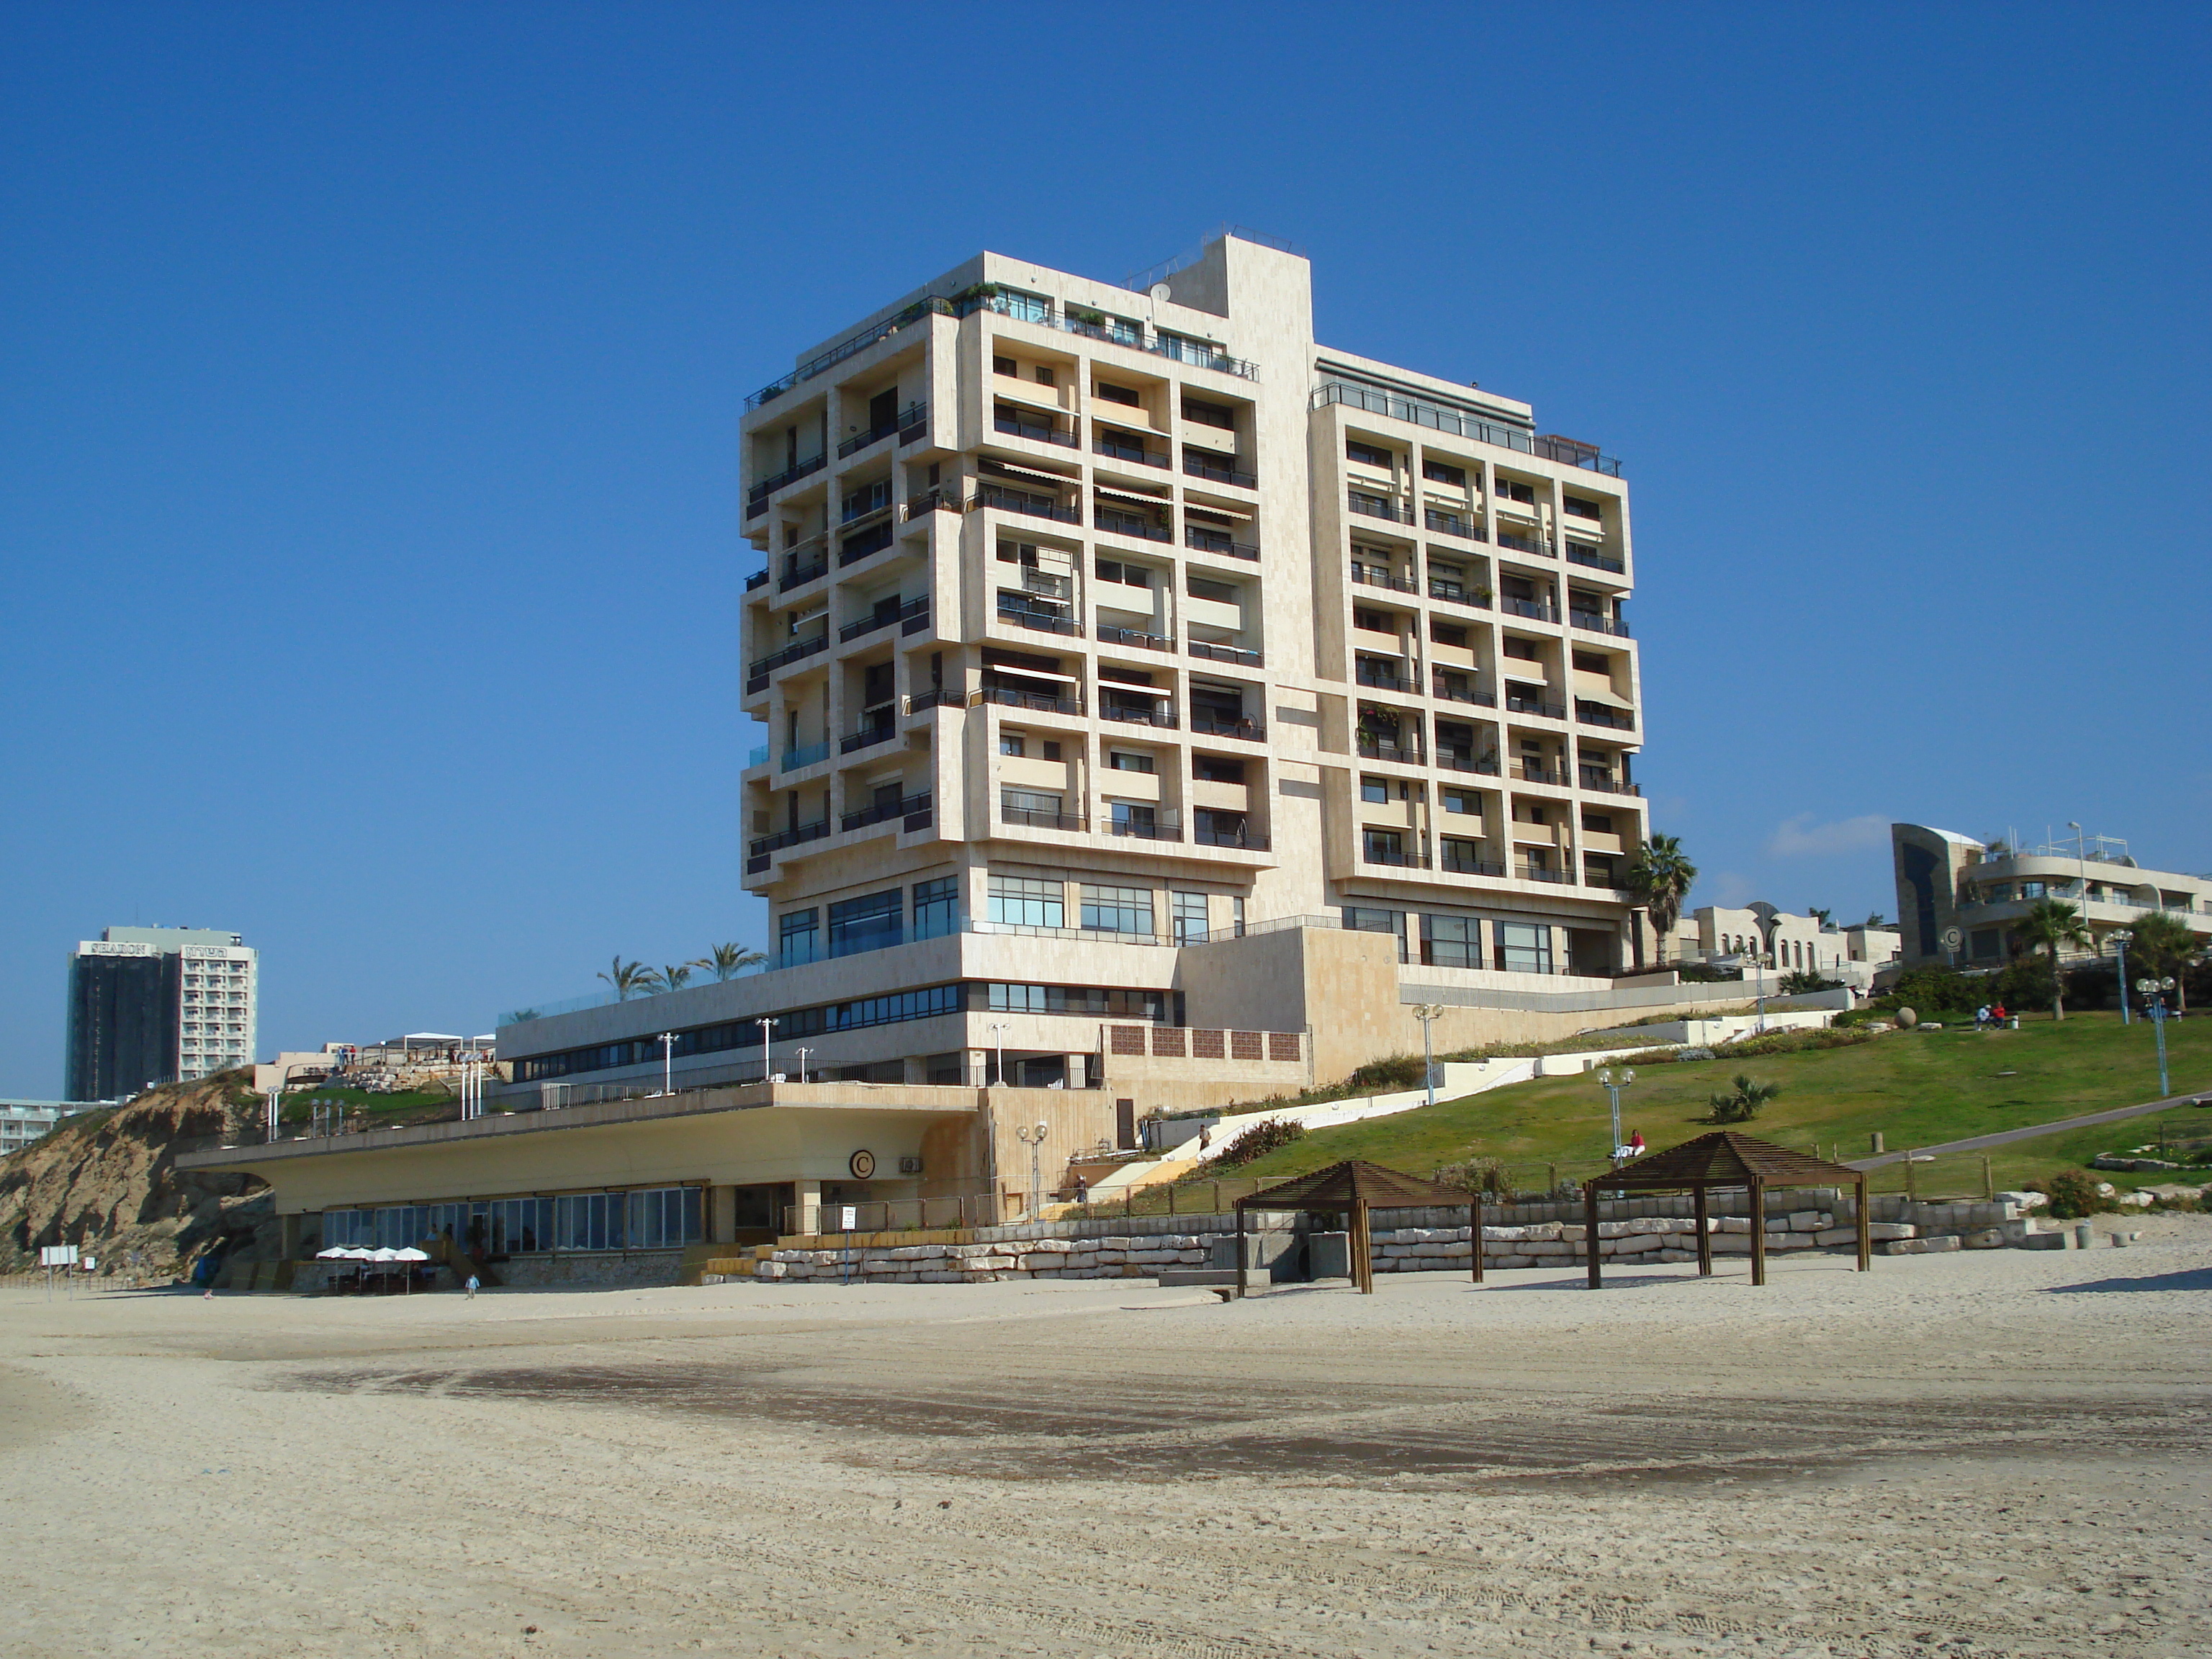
[{"left": 464, "top": 1274, "right": 480, "bottom": 1299}]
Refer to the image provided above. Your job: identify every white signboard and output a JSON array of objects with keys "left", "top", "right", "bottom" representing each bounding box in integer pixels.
[
  {"left": 838, "top": 1206, "right": 858, "bottom": 1232},
  {"left": 39, "top": 1244, "right": 79, "bottom": 1267}
]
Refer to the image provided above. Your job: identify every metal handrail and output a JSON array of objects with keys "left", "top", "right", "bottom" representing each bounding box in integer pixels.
[
  {"left": 995, "top": 605, "right": 1082, "bottom": 637},
  {"left": 976, "top": 686, "right": 1083, "bottom": 715},
  {"left": 841, "top": 791, "right": 931, "bottom": 831},
  {"left": 1566, "top": 545, "right": 1625, "bottom": 574},
  {"left": 1441, "top": 851, "right": 1508, "bottom": 876},
  {"left": 1570, "top": 611, "right": 1631, "bottom": 637},
  {"left": 1517, "top": 864, "right": 1570, "bottom": 884},
  {"left": 747, "top": 451, "right": 827, "bottom": 504},
  {"left": 1352, "top": 565, "right": 1419, "bottom": 594},
  {"left": 1437, "top": 752, "right": 1502, "bottom": 775},
  {"left": 999, "top": 806, "right": 1088, "bottom": 832},
  {"left": 780, "top": 558, "right": 829, "bottom": 592},
  {"left": 1187, "top": 640, "right": 1262, "bottom": 668},
  {"left": 1184, "top": 529, "right": 1259, "bottom": 559},
  {"left": 837, "top": 402, "right": 927, "bottom": 458},
  {"left": 1348, "top": 490, "right": 1415, "bottom": 524},
  {"left": 1101, "top": 704, "right": 1178, "bottom": 727},
  {"left": 1501, "top": 597, "right": 1557, "bottom": 621},
  {"left": 1188, "top": 715, "right": 1266, "bottom": 740},
  {"left": 781, "top": 741, "right": 831, "bottom": 771},
  {"left": 1182, "top": 454, "right": 1256, "bottom": 487},
  {"left": 1094, "top": 509, "right": 1172, "bottom": 542},
  {"left": 1575, "top": 703, "right": 1635, "bottom": 729},
  {"left": 1094, "top": 434, "right": 1171, "bottom": 468},
  {"left": 1432, "top": 681, "right": 1498, "bottom": 708},
  {"left": 747, "top": 819, "right": 832, "bottom": 857},
  {"left": 977, "top": 485, "right": 1082, "bottom": 523},
  {"left": 1313, "top": 380, "right": 1623, "bottom": 477},
  {"left": 1097, "top": 624, "right": 1174, "bottom": 652},
  {"left": 1363, "top": 845, "right": 1433, "bottom": 868},
  {"left": 1504, "top": 694, "right": 1565, "bottom": 719},
  {"left": 993, "top": 412, "right": 1078, "bottom": 447},
  {"left": 1357, "top": 739, "right": 1424, "bottom": 764},
  {"left": 838, "top": 724, "right": 895, "bottom": 755},
  {"left": 1428, "top": 581, "right": 1493, "bottom": 608},
  {"left": 748, "top": 634, "right": 828, "bottom": 676},
  {"left": 747, "top": 297, "right": 953, "bottom": 411}
]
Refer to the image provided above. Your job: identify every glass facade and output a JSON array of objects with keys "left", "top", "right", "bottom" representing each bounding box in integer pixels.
[
  {"left": 321, "top": 1186, "right": 703, "bottom": 1257},
  {"left": 828, "top": 889, "right": 902, "bottom": 958},
  {"left": 912, "top": 877, "right": 958, "bottom": 940},
  {"left": 989, "top": 875, "right": 1064, "bottom": 928}
]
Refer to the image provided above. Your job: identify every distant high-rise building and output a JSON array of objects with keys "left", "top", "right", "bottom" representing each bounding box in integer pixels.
[{"left": 65, "top": 927, "right": 258, "bottom": 1099}]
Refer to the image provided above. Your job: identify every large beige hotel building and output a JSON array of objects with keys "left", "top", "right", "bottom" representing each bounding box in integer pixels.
[{"left": 495, "top": 230, "right": 1668, "bottom": 1116}]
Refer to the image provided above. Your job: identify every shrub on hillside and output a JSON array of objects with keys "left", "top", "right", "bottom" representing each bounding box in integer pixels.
[
  {"left": 1211, "top": 1118, "right": 1305, "bottom": 1168},
  {"left": 2027, "top": 1169, "right": 2108, "bottom": 1219},
  {"left": 1779, "top": 971, "right": 1845, "bottom": 995},
  {"left": 1876, "top": 966, "right": 1983, "bottom": 1018},
  {"left": 1347, "top": 1054, "right": 1427, "bottom": 1092},
  {"left": 1716, "top": 1028, "right": 1873, "bottom": 1059},
  {"left": 1431, "top": 1156, "right": 1514, "bottom": 1198}
]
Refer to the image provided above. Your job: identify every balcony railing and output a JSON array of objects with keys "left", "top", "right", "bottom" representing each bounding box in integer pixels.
[
  {"left": 1570, "top": 611, "right": 1631, "bottom": 637},
  {"left": 996, "top": 603, "right": 1082, "bottom": 637},
  {"left": 840, "top": 596, "right": 928, "bottom": 642},
  {"left": 963, "top": 289, "right": 1257, "bottom": 378},
  {"left": 1352, "top": 565, "right": 1418, "bottom": 594},
  {"left": 1516, "top": 764, "right": 1566, "bottom": 786},
  {"left": 1348, "top": 490, "right": 1414, "bottom": 524},
  {"left": 904, "top": 487, "right": 963, "bottom": 521},
  {"left": 747, "top": 633, "right": 828, "bottom": 680},
  {"left": 976, "top": 685, "right": 1083, "bottom": 716},
  {"left": 1424, "top": 508, "right": 1485, "bottom": 540},
  {"left": 1575, "top": 702, "right": 1635, "bottom": 730},
  {"left": 781, "top": 740, "right": 831, "bottom": 772},
  {"left": 838, "top": 721, "right": 896, "bottom": 755},
  {"left": 747, "top": 295, "right": 953, "bottom": 411},
  {"left": 1496, "top": 531, "right": 1554, "bottom": 558},
  {"left": 1108, "top": 817, "right": 1183, "bottom": 842},
  {"left": 1566, "top": 544, "right": 1626, "bottom": 574},
  {"left": 837, "top": 523, "right": 894, "bottom": 565},
  {"left": 1354, "top": 661, "right": 1408, "bottom": 690},
  {"left": 977, "top": 485, "right": 1082, "bottom": 523},
  {"left": 1516, "top": 863, "right": 1570, "bottom": 884},
  {"left": 1433, "top": 680, "right": 1498, "bottom": 708},
  {"left": 1095, "top": 433, "right": 1171, "bottom": 468},
  {"left": 1189, "top": 714, "right": 1266, "bottom": 740},
  {"left": 1102, "top": 703, "right": 1178, "bottom": 727},
  {"left": 1501, "top": 596, "right": 1557, "bottom": 621},
  {"left": 1094, "top": 509, "right": 1172, "bottom": 542},
  {"left": 1363, "top": 845, "right": 1432, "bottom": 869},
  {"left": 1442, "top": 850, "right": 1507, "bottom": 877},
  {"left": 1312, "top": 381, "right": 1624, "bottom": 477},
  {"left": 1358, "top": 737, "right": 1424, "bottom": 764},
  {"left": 747, "top": 819, "right": 831, "bottom": 858},
  {"left": 1184, "top": 527, "right": 1259, "bottom": 559},
  {"left": 1000, "top": 806, "right": 1087, "bottom": 832},
  {"left": 1194, "top": 824, "right": 1270, "bottom": 850},
  {"left": 903, "top": 687, "right": 958, "bottom": 714},
  {"left": 993, "top": 411, "right": 1078, "bottom": 447},
  {"left": 837, "top": 401, "right": 927, "bottom": 458},
  {"left": 841, "top": 791, "right": 931, "bottom": 832},
  {"left": 1580, "top": 773, "right": 1642, "bottom": 796},
  {"left": 1187, "top": 640, "right": 1262, "bottom": 668},
  {"left": 745, "top": 452, "right": 826, "bottom": 508},
  {"left": 1503, "top": 692, "right": 1565, "bottom": 719},
  {"left": 1428, "top": 580, "right": 1492, "bottom": 608},
  {"left": 745, "top": 569, "right": 770, "bottom": 591},
  {"left": 1182, "top": 453, "right": 1256, "bottom": 487},
  {"left": 1437, "top": 750, "right": 1501, "bottom": 775},
  {"left": 1096, "top": 624, "right": 1174, "bottom": 653},
  {"left": 780, "top": 558, "right": 828, "bottom": 592}
]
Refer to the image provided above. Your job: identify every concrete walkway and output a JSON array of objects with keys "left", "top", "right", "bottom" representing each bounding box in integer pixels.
[{"left": 1850, "top": 1089, "right": 2211, "bottom": 1169}]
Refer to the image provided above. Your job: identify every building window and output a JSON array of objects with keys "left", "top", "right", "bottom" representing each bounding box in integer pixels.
[
  {"left": 1094, "top": 380, "right": 1139, "bottom": 405},
  {"left": 1231, "top": 896, "right": 1246, "bottom": 938},
  {"left": 1346, "top": 439, "right": 1393, "bottom": 468},
  {"left": 994, "top": 355, "right": 1017, "bottom": 377},
  {"left": 1107, "top": 750, "right": 1155, "bottom": 773},
  {"left": 779, "top": 909, "right": 820, "bottom": 967},
  {"left": 625, "top": 1187, "right": 705, "bottom": 1249},
  {"left": 1423, "top": 915, "right": 1483, "bottom": 969},
  {"left": 1001, "top": 733, "right": 1026, "bottom": 757},
  {"left": 1173, "top": 891, "right": 1210, "bottom": 945},
  {"left": 1042, "top": 740, "right": 1061, "bottom": 762},
  {"left": 1582, "top": 811, "right": 1614, "bottom": 833},
  {"left": 1033, "top": 364, "right": 1056, "bottom": 387},
  {"left": 1182, "top": 396, "right": 1236, "bottom": 430},
  {"left": 1186, "top": 574, "right": 1238, "bottom": 605},
  {"left": 1082, "top": 883, "right": 1155, "bottom": 936},
  {"left": 1361, "top": 775, "right": 1388, "bottom": 804},
  {"left": 989, "top": 875, "right": 1064, "bottom": 930},
  {"left": 913, "top": 878, "right": 958, "bottom": 941},
  {"left": 1496, "top": 922, "right": 1553, "bottom": 975},
  {"left": 828, "top": 890, "right": 902, "bottom": 958},
  {"left": 1195, "top": 755, "right": 1246, "bottom": 784},
  {"left": 1341, "top": 906, "right": 1408, "bottom": 963},
  {"left": 1431, "top": 621, "right": 1468, "bottom": 648}
]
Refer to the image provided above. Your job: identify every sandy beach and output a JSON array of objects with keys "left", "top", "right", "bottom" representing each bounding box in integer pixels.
[{"left": 3, "top": 1219, "right": 2207, "bottom": 1658}]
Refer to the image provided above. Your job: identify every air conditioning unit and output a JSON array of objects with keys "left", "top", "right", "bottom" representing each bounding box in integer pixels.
[{"left": 898, "top": 1155, "right": 923, "bottom": 1174}]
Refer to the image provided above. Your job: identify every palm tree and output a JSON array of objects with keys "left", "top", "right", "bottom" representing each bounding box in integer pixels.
[
  {"left": 1708, "top": 1074, "right": 1781, "bottom": 1123},
  {"left": 1627, "top": 833, "right": 1698, "bottom": 964},
  {"left": 598, "top": 956, "right": 655, "bottom": 1001},
  {"left": 2124, "top": 909, "right": 2198, "bottom": 1012},
  {"left": 2014, "top": 899, "right": 2090, "bottom": 1020},
  {"left": 1807, "top": 907, "right": 1833, "bottom": 928},
  {"left": 1863, "top": 912, "right": 1886, "bottom": 927},
  {"left": 695, "top": 943, "right": 769, "bottom": 982},
  {"left": 657, "top": 963, "right": 693, "bottom": 994}
]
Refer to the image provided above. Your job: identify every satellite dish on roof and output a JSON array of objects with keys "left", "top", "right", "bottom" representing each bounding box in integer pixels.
[{"left": 1149, "top": 282, "right": 1171, "bottom": 302}]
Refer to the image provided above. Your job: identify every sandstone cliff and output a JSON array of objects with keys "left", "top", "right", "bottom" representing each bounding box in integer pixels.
[{"left": 0, "top": 1073, "right": 274, "bottom": 1277}]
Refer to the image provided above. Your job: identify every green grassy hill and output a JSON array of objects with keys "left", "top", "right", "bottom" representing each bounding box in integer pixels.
[{"left": 1205, "top": 1010, "right": 2211, "bottom": 1200}]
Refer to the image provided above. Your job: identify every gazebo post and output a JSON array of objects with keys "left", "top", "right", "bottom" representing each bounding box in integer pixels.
[
  {"left": 1748, "top": 1178, "right": 1767, "bottom": 1287},
  {"left": 1854, "top": 1172, "right": 1871, "bottom": 1272},
  {"left": 1584, "top": 1179, "right": 1602, "bottom": 1290},
  {"left": 1352, "top": 1200, "right": 1372, "bottom": 1293},
  {"left": 1470, "top": 1191, "right": 1483, "bottom": 1284},
  {"left": 1236, "top": 1204, "right": 1250, "bottom": 1299},
  {"left": 1693, "top": 1180, "right": 1712, "bottom": 1277}
]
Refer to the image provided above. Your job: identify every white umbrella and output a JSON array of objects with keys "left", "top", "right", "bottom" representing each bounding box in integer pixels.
[
  {"left": 390, "top": 1246, "right": 430, "bottom": 1262},
  {"left": 315, "top": 1246, "right": 353, "bottom": 1259},
  {"left": 367, "top": 1247, "right": 403, "bottom": 1263}
]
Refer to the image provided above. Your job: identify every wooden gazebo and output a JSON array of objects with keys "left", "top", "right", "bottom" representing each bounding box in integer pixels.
[
  {"left": 1233, "top": 1159, "right": 1483, "bottom": 1296},
  {"left": 1581, "top": 1130, "right": 1871, "bottom": 1289}
]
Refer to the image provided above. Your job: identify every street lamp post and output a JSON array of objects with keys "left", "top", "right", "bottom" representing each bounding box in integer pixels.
[
  {"left": 794, "top": 1046, "right": 811, "bottom": 1084},
  {"left": 756, "top": 1017, "right": 778, "bottom": 1084},
  {"left": 657, "top": 1033, "right": 676, "bottom": 1097},
  {"left": 1411, "top": 1003, "right": 1446, "bottom": 1107},
  {"left": 986, "top": 1020, "right": 1009, "bottom": 1087},
  {"left": 2136, "top": 976, "right": 2175, "bottom": 1097},
  {"left": 2111, "top": 928, "right": 2133, "bottom": 1025},
  {"left": 2068, "top": 820, "right": 2092, "bottom": 948},
  {"left": 1596, "top": 1067, "right": 1636, "bottom": 1167},
  {"left": 1015, "top": 1118, "right": 1051, "bottom": 1218}
]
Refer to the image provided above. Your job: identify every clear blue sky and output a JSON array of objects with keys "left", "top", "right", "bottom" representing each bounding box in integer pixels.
[{"left": 4, "top": 3, "right": 2207, "bottom": 1096}]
